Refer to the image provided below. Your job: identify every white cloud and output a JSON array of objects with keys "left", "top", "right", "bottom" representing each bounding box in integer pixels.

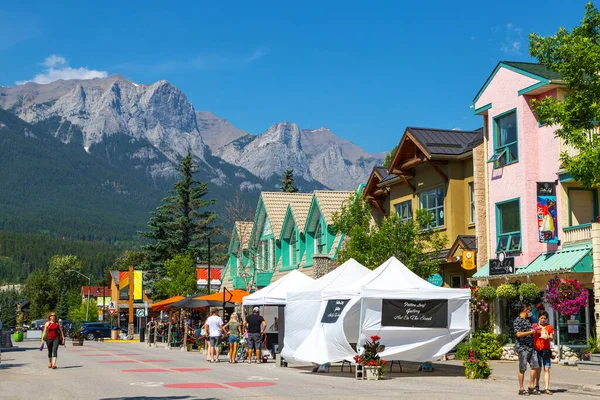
[
  {"left": 16, "top": 54, "right": 108, "bottom": 85},
  {"left": 500, "top": 23, "right": 523, "bottom": 55}
]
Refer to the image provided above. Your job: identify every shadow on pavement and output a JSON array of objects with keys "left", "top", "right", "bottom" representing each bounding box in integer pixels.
[
  {"left": 294, "top": 361, "right": 465, "bottom": 379},
  {"left": 59, "top": 365, "right": 83, "bottom": 369},
  {"left": 99, "top": 397, "right": 217, "bottom": 400},
  {"left": 0, "top": 363, "right": 31, "bottom": 370}
]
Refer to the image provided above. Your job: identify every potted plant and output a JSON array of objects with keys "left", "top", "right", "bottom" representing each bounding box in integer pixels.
[
  {"left": 468, "top": 287, "right": 489, "bottom": 313},
  {"left": 478, "top": 286, "right": 497, "bottom": 301},
  {"left": 496, "top": 283, "right": 518, "bottom": 301},
  {"left": 583, "top": 336, "right": 600, "bottom": 361},
  {"left": 70, "top": 331, "right": 85, "bottom": 346},
  {"left": 463, "top": 349, "right": 491, "bottom": 379},
  {"left": 354, "top": 335, "right": 386, "bottom": 380},
  {"left": 13, "top": 305, "right": 24, "bottom": 342}
]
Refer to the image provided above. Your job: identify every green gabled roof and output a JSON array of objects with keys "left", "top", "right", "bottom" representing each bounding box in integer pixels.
[
  {"left": 472, "top": 243, "right": 592, "bottom": 279},
  {"left": 502, "top": 61, "right": 563, "bottom": 81}
]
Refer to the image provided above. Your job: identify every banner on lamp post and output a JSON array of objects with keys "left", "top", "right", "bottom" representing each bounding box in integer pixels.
[{"left": 536, "top": 182, "right": 558, "bottom": 244}]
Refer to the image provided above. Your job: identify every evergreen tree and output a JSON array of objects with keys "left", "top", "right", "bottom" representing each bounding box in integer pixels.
[
  {"left": 56, "top": 288, "right": 70, "bottom": 320},
  {"left": 140, "top": 151, "right": 217, "bottom": 288},
  {"left": 281, "top": 169, "right": 299, "bottom": 192},
  {"left": 383, "top": 145, "right": 398, "bottom": 167}
]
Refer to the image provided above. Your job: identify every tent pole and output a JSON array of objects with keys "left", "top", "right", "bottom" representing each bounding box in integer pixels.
[{"left": 357, "top": 298, "right": 365, "bottom": 355}]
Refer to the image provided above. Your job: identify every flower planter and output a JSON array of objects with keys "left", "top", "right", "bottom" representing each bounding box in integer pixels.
[
  {"left": 72, "top": 338, "right": 84, "bottom": 346},
  {"left": 13, "top": 331, "right": 23, "bottom": 342},
  {"left": 364, "top": 366, "right": 381, "bottom": 380}
]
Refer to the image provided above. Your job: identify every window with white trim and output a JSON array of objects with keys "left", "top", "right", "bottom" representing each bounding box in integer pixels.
[
  {"left": 496, "top": 199, "right": 521, "bottom": 253},
  {"left": 394, "top": 200, "right": 413, "bottom": 222},
  {"left": 488, "top": 110, "right": 518, "bottom": 167},
  {"left": 419, "top": 187, "right": 444, "bottom": 228},
  {"left": 290, "top": 230, "right": 298, "bottom": 266},
  {"left": 469, "top": 182, "right": 475, "bottom": 224},
  {"left": 315, "top": 223, "right": 326, "bottom": 254}
]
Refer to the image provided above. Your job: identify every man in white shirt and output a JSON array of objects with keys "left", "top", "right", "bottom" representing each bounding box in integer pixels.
[{"left": 204, "top": 309, "right": 223, "bottom": 363}]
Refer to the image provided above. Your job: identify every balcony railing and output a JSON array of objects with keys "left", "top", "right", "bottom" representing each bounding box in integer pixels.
[{"left": 562, "top": 223, "right": 592, "bottom": 243}]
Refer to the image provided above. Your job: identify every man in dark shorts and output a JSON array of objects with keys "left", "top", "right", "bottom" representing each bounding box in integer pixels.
[
  {"left": 244, "top": 307, "right": 266, "bottom": 364},
  {"left": 514, "top": 303, "right": 541, "bottom": 395}
]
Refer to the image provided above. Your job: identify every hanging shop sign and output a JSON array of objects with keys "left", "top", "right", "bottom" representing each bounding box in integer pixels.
[
  {"left": 462, "top": 250, "right": 476, "bottom": 270},
  {"left": 381, "top": 299, "right": 448, "bottom": 328},
  {"left": 320, "top": 299, "right": 350, "bottom": 323},
  {"left": 489, "top": 252, "right": 515, "bottom": 275},
  {"left": 537, "top": 182, "right": 558, "bottom": 244},
  {"left": 427, "top": 273, "right": 443, "bottom": 287}
]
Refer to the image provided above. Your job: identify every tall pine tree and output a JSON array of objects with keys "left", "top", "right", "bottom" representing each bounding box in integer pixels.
[
  {"left": 281, "top": 169, "right": 299, "bottom": 192},
  {"left": 141, "top": 151, "right": 217, "bottom": 291}
]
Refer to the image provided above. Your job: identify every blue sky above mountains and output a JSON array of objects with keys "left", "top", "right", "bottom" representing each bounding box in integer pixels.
[{"left": 0, "top": 0, "right": 590, "bottom": 153}]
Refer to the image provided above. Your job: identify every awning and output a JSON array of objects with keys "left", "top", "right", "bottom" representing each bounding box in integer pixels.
[
  {"left": 150, "top": 295, "right": 185, "bottom": 311},
  {"left": 471, "top": 243, "right": 593, "bottom": 280},
  {"left": 194, "top": 289, "right": 250, "bottom": 303}
]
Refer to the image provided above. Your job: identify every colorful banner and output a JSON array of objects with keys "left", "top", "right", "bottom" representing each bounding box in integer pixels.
[
  {"left": 134, "top": 271, "right": 143, "bottom": 301},
  {"left": 537, "top": 182, "right": 558, "bottom": 244},
  {"left": 118, "top": 271, "right": 129, "bottom": 300}
]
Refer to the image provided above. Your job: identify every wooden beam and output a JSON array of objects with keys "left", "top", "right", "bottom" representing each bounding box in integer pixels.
[
  {"left": 400, "top": 174, "right": 416, "bottom": 193},
  {"left": 369, "top": 199, "right": 386, "bottom": 215},
  {"left": 390, "top": 168, "right": 415, "bottom": 179},
  {"left": 399, "top": 155, "right": 425, "bottom": 171},
  {"left": 431, "top": 164, "right": 448, "bottom": 183},
  {"left": 373, "top": 188, "right": 386, "bottom": 197}
]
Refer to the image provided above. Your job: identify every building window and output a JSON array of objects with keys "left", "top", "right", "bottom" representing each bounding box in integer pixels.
[
  {"left": 469, "top": 182, "right": 475, "bottom": 224},
  {"left": 290, "top": 230, "right": 298, "bottom": 266},
  {"left": 451, "top": 276, "right": 462, "bottom": 289},
  {"left": 260, "top": 239, "right": 271, "bottom": 271},
  {"left": 315, "top": 223, "right": 326, "bottom": 254},
  {"left": 395, "top": 200, "right": 413, "bottom": 222},
  {"left": 419, "top": 187, "right": 444, "bottom": 228},
  {"left": 496, "top": 199, "right": 521, "bottom": 253},
  {"left": 568, "top": 188, "right": 598, "bottom": 226},
  {"left": 488, "top": 110, "right": 518, "bottom": 167}
]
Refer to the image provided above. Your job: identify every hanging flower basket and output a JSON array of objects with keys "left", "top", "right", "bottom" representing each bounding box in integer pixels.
[
  {"left": 467, "top": 286, "right": 489, "bottom": 313},
  {"left": 519, "top": 283, "right": 540, "bottom": 301},
  {"left": 496, "top": 284, "right": 518, "bottom": 300},
  {"left": 478, "top": 286, "right": 497, "bottom": 301},
  {"left": 545, "top": 276, "right": 589, "bottom": 316}
]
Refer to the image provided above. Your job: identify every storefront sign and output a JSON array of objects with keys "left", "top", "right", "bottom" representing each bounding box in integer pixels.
[
  {"left": 462, "top": 250, "right": 476, "bottom": 270},
  {"left": 489, "top": 256, "right": 515, "bottom": 275},
  {"left": 381, "top": 299, "right": 448, "bottom": 328},
  {"left": 321, "top": 299, "right": 349, "bottom": 323},
  {"left": 537, "top": 182, "right": 558, "bottom": 244},
  {"left": 427, "top": 274, "right": 443, "bottom": 287}
]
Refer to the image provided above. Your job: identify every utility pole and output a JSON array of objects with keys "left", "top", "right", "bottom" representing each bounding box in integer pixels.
[{"left": 207, "top": 237, "right": 211, "bottom": 294}]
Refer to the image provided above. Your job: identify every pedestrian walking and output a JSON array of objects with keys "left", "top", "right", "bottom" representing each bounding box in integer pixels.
[
  {"left": 514, "top": 303, "right": 541, "bottom": 395},
  {"left": 40, "top": 312, "right": 65, "bottom": 369},
  {"left": 244, "top": 306, "right": 266, "bottom": 364},
  {"left": 204, "top": 309, "right": 223, "bottom": 363},
  {"left": 534, "top": 311, "right": 554, "bottom": 395},
  {"left": 222, "top": 313, "right": 242, "bottom": 363}
]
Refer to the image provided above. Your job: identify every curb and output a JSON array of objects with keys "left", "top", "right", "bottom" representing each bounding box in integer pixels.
[{"left": 103, "top": 340, "right": 139, "bottom": 343}]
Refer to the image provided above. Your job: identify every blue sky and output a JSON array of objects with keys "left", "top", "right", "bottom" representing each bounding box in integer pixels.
[{"left": 0, "top": 0, "right": 592, "bottom": 154}]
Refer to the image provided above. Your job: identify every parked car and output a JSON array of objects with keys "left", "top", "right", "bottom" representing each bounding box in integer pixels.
[
  {"left": 30, "top": 319, "right": 47, "bottom": 330},
  {"left": 81, "top": 322, "right": 112, "bottom": 340}
]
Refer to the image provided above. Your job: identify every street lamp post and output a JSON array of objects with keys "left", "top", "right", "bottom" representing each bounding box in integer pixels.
[{"left": 68, "top": 269, "right": 91, "bottom": 322}]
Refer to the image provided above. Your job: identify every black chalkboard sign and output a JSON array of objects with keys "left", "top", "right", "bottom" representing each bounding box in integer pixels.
[
  {"left": 320, "top": 299, "right": 350, "bottom": 323},
  {"left": 381, "top": 299, "right": 448, "bottom": 328}
]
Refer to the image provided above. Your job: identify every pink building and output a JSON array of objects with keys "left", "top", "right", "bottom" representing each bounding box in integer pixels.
[{"left": 471, "top": 61, "right": 599, "bottom": 352}]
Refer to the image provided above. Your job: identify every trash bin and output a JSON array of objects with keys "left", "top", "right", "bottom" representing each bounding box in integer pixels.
[
  {"left": 139, "top": 327, "right": 145, "bottom": 343},
  {"left": 111, "top": 329, "right": 118, "bottom": 340}
]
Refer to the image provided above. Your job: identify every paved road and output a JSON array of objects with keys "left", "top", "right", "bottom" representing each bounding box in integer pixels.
[{"left": 1, "top": 340, "right": 598, "bottom": 400}]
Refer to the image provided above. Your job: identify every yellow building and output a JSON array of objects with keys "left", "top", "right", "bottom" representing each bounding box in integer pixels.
[{"left": 364, "top": 126, "right": 483, "bottom": 287}]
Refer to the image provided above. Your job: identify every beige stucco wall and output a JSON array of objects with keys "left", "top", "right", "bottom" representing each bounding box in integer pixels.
[{"left": 473, "top": 143, "right": 489, "bottom": 268}]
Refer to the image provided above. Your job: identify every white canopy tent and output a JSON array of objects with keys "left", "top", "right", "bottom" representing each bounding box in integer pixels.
[
  {"left": 242, "top": 269, "right": 314, "bottom": 306},
  {"left": 281, "top": 258, "right": 370, "bottom": 363},
  {"left": 292, "top": 257, "right": 471, "bottom": 365}
]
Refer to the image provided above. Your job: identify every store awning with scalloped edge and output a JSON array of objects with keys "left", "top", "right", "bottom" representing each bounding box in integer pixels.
[{"left": 471, "top": 243, "right": 593, "bottom": 280}]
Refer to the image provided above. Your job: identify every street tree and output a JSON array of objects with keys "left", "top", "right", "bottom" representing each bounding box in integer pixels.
[
  {"left": 529, "top": 1, "right": 600, "bottom": 188},
  {"left": 153, "top": 254, "right": 198, "bottom": 299},
  {"left": 48, "top": 255, "right": 86, "bottom": 290},
  {"left": 141, "top": 150, "right": 217, "bottom": 289},
  {"left": 332, "top": 193, "right": 447, "bottom": 278},
  {"left": 281, "top": 169, "right": 299, "bottom": 192},
  {"left": 24, "top": 269, "right": 55, "bottom": 319}
]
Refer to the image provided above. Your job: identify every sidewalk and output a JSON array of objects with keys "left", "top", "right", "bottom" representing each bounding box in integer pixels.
[{"left": 445, "top": 359, "right": 600, "bottom": 394}]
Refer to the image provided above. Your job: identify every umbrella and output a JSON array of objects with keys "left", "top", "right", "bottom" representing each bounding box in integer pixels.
[
  {"left": 195, "top": 289, "right": 250, "bottom": 304},
  {"left": 169, "top": 294, "right": 236, "bottom": 309},
  {"left": 150, "top": 295, "right": 185, "bottom": 311}
]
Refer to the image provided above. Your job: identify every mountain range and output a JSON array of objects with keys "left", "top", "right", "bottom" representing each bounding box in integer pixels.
[{"left": 0, "top": 74, "right": 384, "bottom": 241}]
